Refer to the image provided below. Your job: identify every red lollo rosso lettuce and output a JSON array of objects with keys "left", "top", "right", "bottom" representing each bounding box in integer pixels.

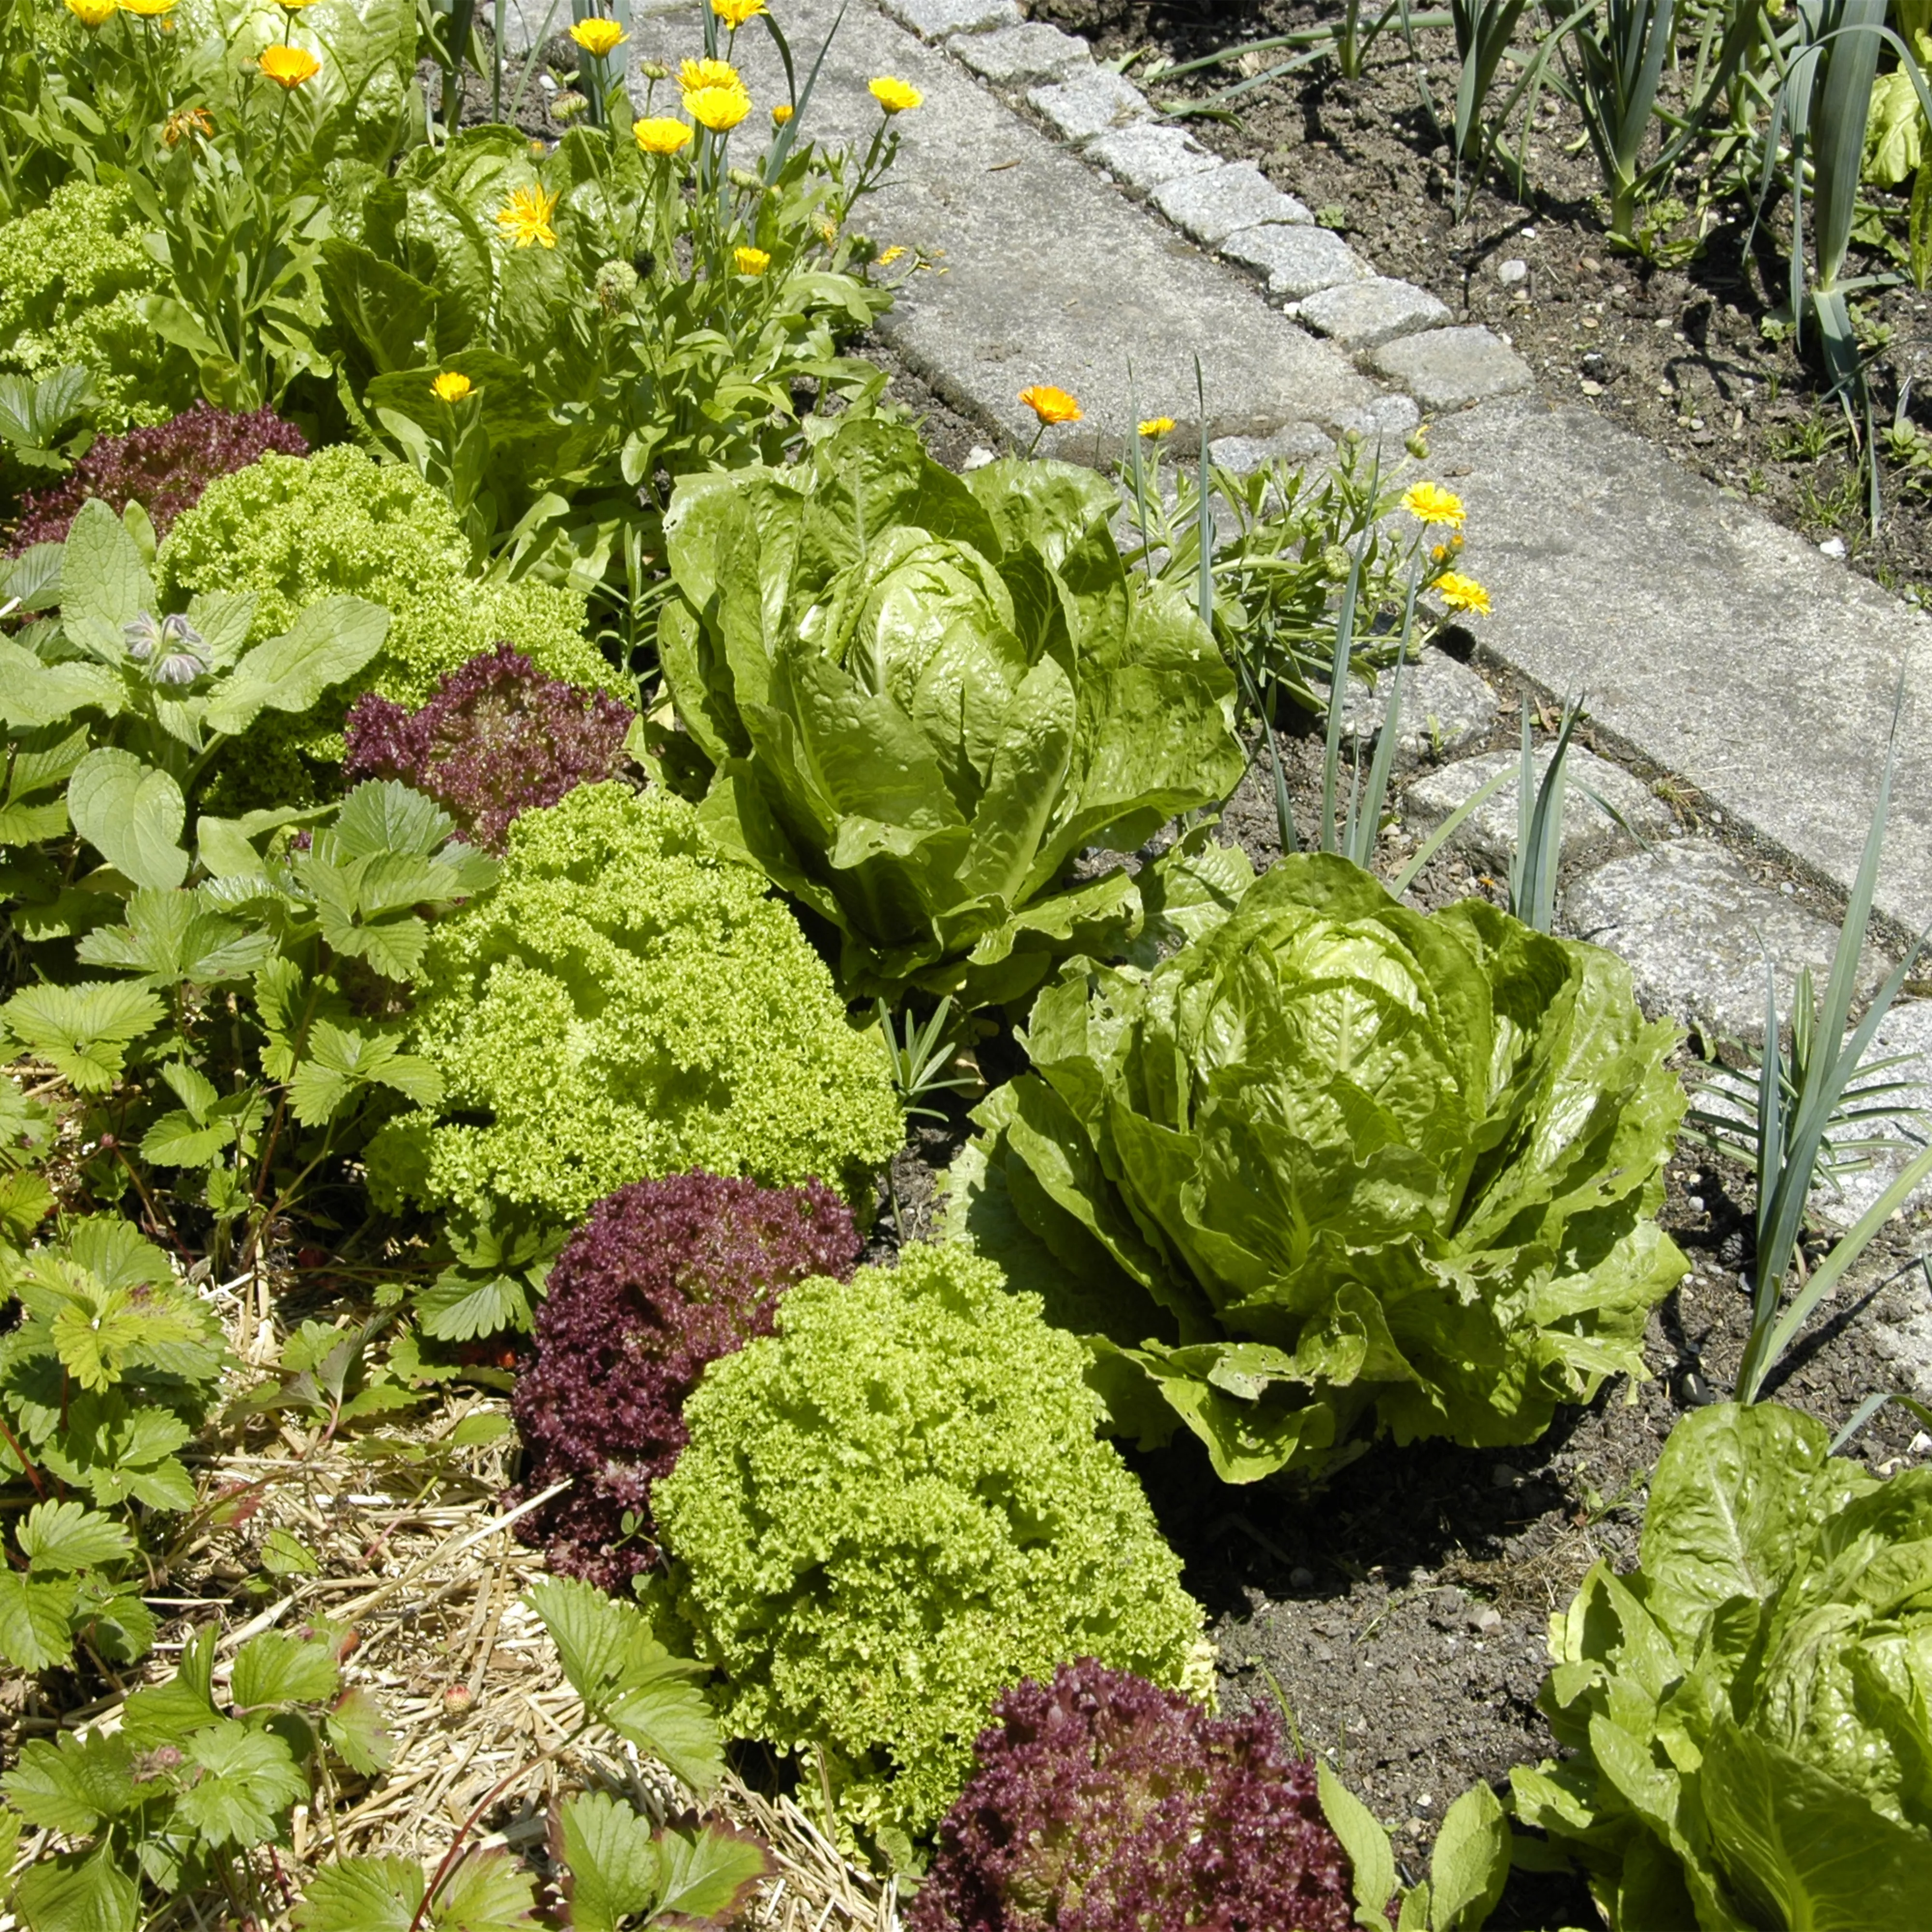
[
  {"left": 343, "top": 642, "right": 635, "bottom": 853},
  {"left": 7, "top": 401, "right": 308, "bottom": 552},
  {"left": 510, "top": 1171, "right": 860, "bottom": 1592},
  {"left": 910, "top": 1659, "right": 1356, "bottom": 1932}
]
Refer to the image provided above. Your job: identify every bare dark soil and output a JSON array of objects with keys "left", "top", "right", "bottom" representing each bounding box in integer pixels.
[
  {"left": 1023, "top": 0, "right": 1932, "bottom": 603},
  {"left": 862, "top": 636, "right": 1932, "bottom": 1928}
]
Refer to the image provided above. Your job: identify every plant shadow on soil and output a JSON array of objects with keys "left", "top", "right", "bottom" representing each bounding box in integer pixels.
[{"left": 861, "top": 681, "right": 1932, "bottom": 1927}]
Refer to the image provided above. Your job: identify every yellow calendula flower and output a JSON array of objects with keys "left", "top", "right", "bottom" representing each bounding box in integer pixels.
[
  {"left": 1138, "top": 416, "right": 1176, "bottom": 438},
  {"left": 869, "top": 75, "right": 922, "bottom": 114},
  {"left": 568, "top": 16, "right": 626, "bottom": 57},
  {"left": 771, "top": 101, "right": 794, "bottom": 126},
  {"left": 634, "top": 115, "right": 693, "bottom": 155},
  {"left": 258, "top": 43, "right": 320, "bottom": 86},
  {"left": 497, "top": 182, "right": 559, "bottom": 249},
  {"left": 685, "top": 81, "right": 751, "bottom": 131},
  {"left": 712, "top": 0, "right": 766, "bottom": 23},
  {"left": 875, "top": 244, "right": 906, "bottom": 267},
  {"left": 119, "top": 0, "right": 176, "bottom": 16},
  {"left": 64, "top": 0, "right": 118, "bottom": 29},
  {"left": 734, "top": 245, "right": 771, "bottom": 275},
  {"left": 1019, "top": 384, "right": 1081, "bottom": 426},
  {"left": 680, "top": 57, "right": 740, "bottom": 90},
  {"left": 1401, "top": 480, "right": 1467, "bottom": 528},
  {"left": 433, "top": 371, "right": 474, "bottom": 403},
  {"left": 1435, "top": 571, "right": 1491, "bottom": 617}
]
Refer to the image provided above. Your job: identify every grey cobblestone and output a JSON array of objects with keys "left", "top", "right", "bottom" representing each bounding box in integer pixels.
[
  {"left": 879, "top": 0, "right": 1021, "bottom": 37},
  {"left": 1085, "top": 121, "right": 1221, "bottom": 190},
  {"left": 1404, "top": 746, "right": 1673, "bottom": 873},
  {"left": 1225, "top": 223, "right": 1372, "bottom": 301},
  {"left": 1026, "top": 68, "right": 1151, "bottom": 143},
  {"left": 1294, "top": 276, "right": 1451, "bottom": 350},
  {"left": 1372, "top": 326, "right": 1534, "bottom": 409},
  {"left": 1152, "top": 163, "right": 1311, "bottom": 247},
  {"left": 951, "top": 20, "right": 1092, "bottom": 85}
]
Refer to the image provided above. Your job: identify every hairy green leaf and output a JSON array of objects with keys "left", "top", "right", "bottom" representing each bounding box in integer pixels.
[{"left": 67, "top": 749, "right": 188, "bottom": 892}]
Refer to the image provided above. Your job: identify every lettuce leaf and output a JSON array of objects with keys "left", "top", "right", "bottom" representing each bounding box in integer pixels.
[
  {"left": 658, "top": 419, "right": 1246, "bottom": 1005},
  {"left": 950, "top": 851, "right": 1687, "bottom": 1481}
]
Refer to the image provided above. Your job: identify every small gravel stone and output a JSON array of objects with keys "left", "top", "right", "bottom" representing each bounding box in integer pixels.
[
  {"left": 1497, "top": 257, "right": 1529, "bottom": 284},
  {"left": 1819, "top": 536, "right": 1847, "bottom": 558}
]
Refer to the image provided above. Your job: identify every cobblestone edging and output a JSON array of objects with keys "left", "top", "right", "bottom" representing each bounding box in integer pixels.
[{"left": 881, "top": 0, "right": 1535, "bottom": 413}]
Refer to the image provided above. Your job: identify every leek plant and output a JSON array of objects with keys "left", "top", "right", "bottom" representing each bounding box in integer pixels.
[{"left": 1706, "top": 685, "right": 1932, "bottom": 1403}]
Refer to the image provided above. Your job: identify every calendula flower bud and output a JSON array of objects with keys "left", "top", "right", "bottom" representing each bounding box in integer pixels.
[
  {"left": 550, "top": 89, "right": 590, "bottom": 123},
  {"left": 727, "top": 165, "right": 762, "bottom": 191},
  {"left": 1320, "top": 544, "right": 1350, "bottom": 581},
  {"left": 595, "top": 258, "right": 640, "bottom": 313},
  {"left": 638, "top": 58, "right": 668, "bottom": 79},
  {"left": 1406, "top": 427, "right": 1431, "bottom": 461}
]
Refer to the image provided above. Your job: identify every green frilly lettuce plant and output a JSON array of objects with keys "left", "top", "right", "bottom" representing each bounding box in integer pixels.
[
  {"left": 950, "top": 852, "right": 1688, "bottom": 1482},
  {"left": 656, "top": 417, "right": 1248, "bottom": 1007}
]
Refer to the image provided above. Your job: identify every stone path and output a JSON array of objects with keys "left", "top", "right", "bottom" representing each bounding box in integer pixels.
[{"left": 514, "top": 0, "right": 1932, "bottom": 1299}]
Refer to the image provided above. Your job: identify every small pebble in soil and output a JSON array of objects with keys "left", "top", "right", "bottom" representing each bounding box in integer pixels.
[
  {"left": 1290, "top": 1566, "right": 1315, "bottom": 1588},
  {"left": 1498, "top": 258, "right": 1528, "bottom": 284},
  {"left": 1819, "top": 536, "right": 1847, "bottom": 558},
  {"left": 963, "top": 446, "right": 996, "bottom": 470}
]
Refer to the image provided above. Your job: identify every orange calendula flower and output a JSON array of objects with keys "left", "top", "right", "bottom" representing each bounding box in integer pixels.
[
  {"left": 685, "top": 81, "right": 751, "bottom": 131},
  {"left": 497, "top": 182, "right": 559, "bottom": 249},
  {"left": 1435, "top": 571, "right": 1491, "bottom": 616},
  {"left": 633, "top": 116, "right": 693, "bottom": 155},
  {"left": 568, "top": 16, "right": 626, "bottom": 57},
  {"left": 163, "top": 106, "right": 215, "bottom": 145},
  {"left": 712, "top": 0, "right": 766, "bottom": 22},
  {"left": 771, "top": 102, "right": 794, "bottom": 126},
  {"left": 258, "top": 43, "right": 320, "bottom": 87},
  {"left": 1019, "top": 384, "right": 1081, "bottom": 426},
  {"left": 1401, "top": 481, "right": 1467, "bottom": 528},
  {"left": 734, "top": 245, "right": 771, "bottom": 274},
  {"left": 64, "top": 0, "right": 118, "bottom": 28},
  {"left": 869, "top": 75, "right": 922, "bottom": 114},
  {"left": 432, "top": 371, "right": 474, "bottom": 403},
  {"left": 1138, "top": 416, "right": 1175, "bottom": 438}
]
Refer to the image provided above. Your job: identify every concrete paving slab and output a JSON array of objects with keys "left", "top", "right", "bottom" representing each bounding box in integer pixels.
[
  {"left": 1559, "top": 839, "right": 1882, "bottom": 1042},
  {"left": 950, "top": 19, "right": 1091, "bottom": 85},
  {"left": 1209, "top": 423, "right": 1334, "bottom": 472},
  {"left": 1086, "top": 121, "right": 1221, "bottom": 190},
  {"left": 622, "top": 0, "right": 1375, "bottom": 457},
  {"left": 1295, "top": 276, "right": 1451, "bottom": 351},
  {"left": 1026, "top": 69, "right": 1150, "bottom": 143},
  {"left": 881, "top": 0, "right": 1020, "bottom": 38},
  {"left": 1152, "top": 164, "right": 1312, "bottom": 247},
  {"left": 1404, "top": 745, "right": 1673, "bottom": 873},
  {"left": 1426, "top": 398, "right": 1932, "bottom": 937},
  {"left": 1373, "top": 327, "right": 1534, "bottom": 409}
]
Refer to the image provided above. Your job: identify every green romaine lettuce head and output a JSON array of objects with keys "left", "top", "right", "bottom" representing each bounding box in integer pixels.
[
  {"left": 1514, "top": 1401, "right": 1932, "bottom": 1930},
  {"left": 948, "top": 852, "right": 1687, "bottom": 1481},
  {"left": 656, "top": 417, "right": 1247, "bottom": 1006}
]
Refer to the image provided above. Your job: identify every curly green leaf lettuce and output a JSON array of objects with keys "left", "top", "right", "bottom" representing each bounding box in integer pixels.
[{"left": 949, "top": 853, "right": 1687, "bottom": 1481}]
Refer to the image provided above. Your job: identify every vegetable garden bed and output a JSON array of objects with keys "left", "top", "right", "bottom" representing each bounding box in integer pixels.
[{"left": 5, "top": 2, "right": 1932, "bottom": 1929}]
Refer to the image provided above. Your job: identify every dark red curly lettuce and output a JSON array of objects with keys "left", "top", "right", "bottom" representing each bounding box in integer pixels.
[
  {"left": 911, "top": 1659, "right": 1357, "bottom": 1932},
  {"left": 343, "top": 642, "right": 634, "bottom": 853},
  {"left": 7, "top": 402, "right": 308, "bottom": 552},
  {"left": 510, "top": 1171, "right": 859, "bottom": 1592}
]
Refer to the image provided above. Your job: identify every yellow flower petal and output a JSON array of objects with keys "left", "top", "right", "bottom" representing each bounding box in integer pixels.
[
  {"left": 633, "top": 116, "right": 693, "bottom": 155},
  {"left": 496, "top": 182, "right": 560, "bottom": 250},
  {"left": 869, "top": 75, "right": 922, "bottom": 114},
  {"left": 1401, "top": 481, "right": 1467, "bottom": 529},
  {"left": 1138, "top": 416, "right": 1176, "bottom": 438},
  {"left": 712, "top": 0, "right": 766, "bottom": 23},
  {"left": 568, "top": 16, "right": 626, "bottom": 56},
  {"left": 734, "top": 245, "right": 771, "bottom": 275},
  {"left": 771, "top": 102, "right": 794, "bottom": 126},
  {"left": 432, "top": 371, "right": 474, "bottom": 403},
  {"left": 685, "top": 81, "right": 752, "bottom": 132},
  {"left": 1435, "top": 571, "right": 1491, "bottom": 617},
  {"left": 64, "top": 0, "right": 118, "bottom": 29},
  {"left": 258, "top": 43, "right": 320, "bottom": 86}
]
